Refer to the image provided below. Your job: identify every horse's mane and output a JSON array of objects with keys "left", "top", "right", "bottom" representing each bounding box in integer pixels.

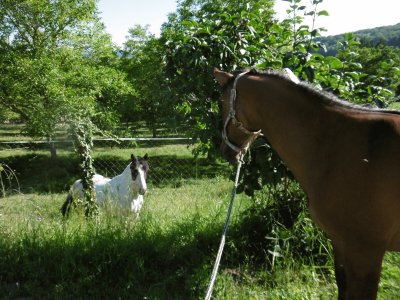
[{"left": 233, "top": 68, "right": 400, "bottom": 116}]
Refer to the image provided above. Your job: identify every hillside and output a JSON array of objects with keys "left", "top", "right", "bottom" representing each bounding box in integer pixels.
[{"left": 318, "top": 23, "right": 400, "bottom": 55}]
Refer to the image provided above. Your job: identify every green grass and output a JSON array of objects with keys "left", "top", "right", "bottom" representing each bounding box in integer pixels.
[
  {"left": 0, "top": 178, "right": 248, "bottom": 299},
  {"left": 1, "top": 178, "right": 400, "bottom": 298}
]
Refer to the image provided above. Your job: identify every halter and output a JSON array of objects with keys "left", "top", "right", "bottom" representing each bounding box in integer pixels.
[{"left": 222, "top": 71, "right": 263, "bottom": 154}]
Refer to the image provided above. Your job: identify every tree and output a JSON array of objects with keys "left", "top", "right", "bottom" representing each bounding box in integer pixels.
[
  {"left": 121, "top": 25, "right": 177, "bottom": 137},
  {"left": 0, "top": 0, "right": 131, "bottom": 138},
  {"left": 337, "top": 42, "right": 400, "bottom": 107}
]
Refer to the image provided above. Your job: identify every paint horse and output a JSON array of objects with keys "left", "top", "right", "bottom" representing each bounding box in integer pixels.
[
  {"left": 61, "top": 154, "right": 149, "bottom": 216},
  {"left": 214, "top": 68, "right": 400, "bottom": 300}
]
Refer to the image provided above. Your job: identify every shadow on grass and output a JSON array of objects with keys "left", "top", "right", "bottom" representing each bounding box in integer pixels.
[
  {"left": 0, "top": 197, "right": 333, "bottom": 299},
  {"left": 0, "top": 210, "right": 279, "bottom": 299},
  {"left": 2, "top": 153, "right": 230, "bottom": 194},
  {"left": 2, "top": 153, "right": 80, "bottom": 194}
]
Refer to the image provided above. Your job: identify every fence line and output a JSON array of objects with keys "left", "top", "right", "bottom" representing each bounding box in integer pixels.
[
  {"left": 0, "top": 137, "right": 228, "bottom": 196},
  {"left": 0, "top": 137, "right": 191, "bottom": 145}
]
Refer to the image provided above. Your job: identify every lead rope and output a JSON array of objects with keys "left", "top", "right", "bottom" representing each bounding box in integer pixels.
[{"left": 204, "top": 153, "right": 245, "bottom": 300}]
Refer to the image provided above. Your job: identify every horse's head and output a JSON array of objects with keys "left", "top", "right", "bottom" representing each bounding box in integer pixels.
[
  {"left": 130, "top": 153, "right": 149, "bottom": 195},
  {"left": 213, "top": 68, "right": 262, "bottom": 163}
]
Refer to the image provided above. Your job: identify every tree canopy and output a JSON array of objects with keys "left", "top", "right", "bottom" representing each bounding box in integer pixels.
[{"left": 0, "top": 0, "right": 131, "bottom": 137}]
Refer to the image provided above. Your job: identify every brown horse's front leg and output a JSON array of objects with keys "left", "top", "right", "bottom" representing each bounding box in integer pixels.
[
  {"left": 332, "top": 243, "right": 347, "bottom": 300},
  {"left": 343, "top": 243, "right": 385, "bottom": 300}
]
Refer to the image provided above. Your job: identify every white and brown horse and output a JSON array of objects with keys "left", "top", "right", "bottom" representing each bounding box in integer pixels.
[
  {"left": 214, "top": 68, "right": 400, "bottom": 300},
  {"left": 61, "top": 154, "right": 149, "bottom": 216}
]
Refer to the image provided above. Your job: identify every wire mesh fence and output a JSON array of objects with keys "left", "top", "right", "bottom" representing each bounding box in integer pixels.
[{"left": 0, "top": 138, "right": 230, "bottom": 196}]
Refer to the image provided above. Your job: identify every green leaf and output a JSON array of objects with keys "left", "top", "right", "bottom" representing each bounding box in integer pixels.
[
  {"left": 181, "top": 20, "right": 198, "bottom": 27},
  {"left": 392, "top": 67, "right": 400, "bottom": 76},
  {"left": 325, "top": 56, "right": 343, "bottom": 69},
  {"left": 317, "top": 10, "right": 329, "bottom": 16}
]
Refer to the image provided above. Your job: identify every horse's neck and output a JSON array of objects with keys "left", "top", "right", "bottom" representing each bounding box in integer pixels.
[
  {"left": 108, "top": 165, "right": 137, "bottom": 195},
  {"left": 244, "top": 76, "right": 332, "bottom": 190}
]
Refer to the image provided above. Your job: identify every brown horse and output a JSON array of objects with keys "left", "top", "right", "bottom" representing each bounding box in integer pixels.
[{"left": 214, "top": 67, "right": 400, "bottom": 300}]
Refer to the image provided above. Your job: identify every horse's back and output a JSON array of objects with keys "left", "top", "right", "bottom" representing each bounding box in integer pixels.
[
  {"left": 92, "top": 174, "right": 111, "bottom": 185},
  {"left": 70, "top": 174, "right": 111, "bottom": 196}
]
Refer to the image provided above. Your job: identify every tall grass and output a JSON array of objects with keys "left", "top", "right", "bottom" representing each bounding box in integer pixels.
[
  {"left": 0, "top": 178, "right": 243, "bottom": 299},
  {"left": 1, "top": 178, "right": 400, "bottom": 298}
]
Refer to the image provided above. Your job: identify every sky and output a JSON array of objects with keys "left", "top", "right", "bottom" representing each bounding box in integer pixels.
[
  {"left": 97, "top": 0, "right": 177, "bottom": 46},
  {"left": 97, "top": 0, "right": 399, "bottom": 47}
]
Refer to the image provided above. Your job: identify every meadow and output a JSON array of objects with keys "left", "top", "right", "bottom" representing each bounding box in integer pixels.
[{"left": 1, "top": 125, "right": 400, "bottom": 299}]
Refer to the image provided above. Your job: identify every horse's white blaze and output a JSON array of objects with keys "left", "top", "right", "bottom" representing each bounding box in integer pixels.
[{"left": 135, "top": 166, "right": 147, "bottom": 195}]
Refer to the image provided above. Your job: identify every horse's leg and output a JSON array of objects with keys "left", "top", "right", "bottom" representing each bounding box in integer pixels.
[
  {"left": 332, "top": 243, "right": 347, "bottom": 300},
  {"left": 61, "top": 193, "right": 73, "bottom": 217},
  {"left": 343, "top": 243, "right": 385, "bottom": 300},
  {"left": 131, "top": 195, "right": 143, "bottom": 213}
]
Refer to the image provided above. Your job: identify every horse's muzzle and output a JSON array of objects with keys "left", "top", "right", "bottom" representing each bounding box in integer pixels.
[{"left": 220, "top": 143, "right": 240, "bottom": 164}]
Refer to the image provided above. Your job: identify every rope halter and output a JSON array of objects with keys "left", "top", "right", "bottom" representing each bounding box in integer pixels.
[{"left": 222, "top": 71, "right": 263, "bottom": 155}]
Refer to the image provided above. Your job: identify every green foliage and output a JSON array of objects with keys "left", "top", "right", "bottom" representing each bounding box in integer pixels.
[
  {"left": 230, "top": 181, "right": 332, "bottom": 268},
  {"left": 121, "top": 25, "right": 179, "bottom": 137},
  {"left": 0, "top": 1, "right": 133, "bottom": 212},
  {"left": 319, "top": 23, "right": 400, "bottom": 55},
  {"left": 337, "top": 42, "right": 400, "bottom": 107},
  {"left": 69, "top": 117, "right": 98, "bottom": 218},
  {"left": 0, "top": 0, "right": 131, "bottom": 138}
]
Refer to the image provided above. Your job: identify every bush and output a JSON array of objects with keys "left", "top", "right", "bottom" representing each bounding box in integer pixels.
[{"left": 229, "top": 173, "right": 332, "bottom": 270}]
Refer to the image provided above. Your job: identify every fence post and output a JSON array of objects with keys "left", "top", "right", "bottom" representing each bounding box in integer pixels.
[{"left": 49, "top": 139, "right": 57, "bottom": 160}]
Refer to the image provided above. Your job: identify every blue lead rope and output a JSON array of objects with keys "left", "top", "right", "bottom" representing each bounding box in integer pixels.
[{"left": 205, "top": 154, "right": 244, "bottom": 300}]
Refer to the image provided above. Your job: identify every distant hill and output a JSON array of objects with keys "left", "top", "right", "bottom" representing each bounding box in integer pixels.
[{"left": 317, "top": 23, "right": 400, "bottom": 55}]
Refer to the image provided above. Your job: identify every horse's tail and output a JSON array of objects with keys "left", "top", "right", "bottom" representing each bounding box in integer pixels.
[{"left": 61, "top": 192, "right": 74, "bottom": 217}]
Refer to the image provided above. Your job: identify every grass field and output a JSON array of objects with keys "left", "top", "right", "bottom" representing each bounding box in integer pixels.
[
  {"left": 2, "top": 184, "right": 400, "bottom": 299},
  {"left": 1, "top": 127, "right": 400, "bottom": 299},
  {"left": 0, "top": 180, "right": 337, "bottom": 299}
]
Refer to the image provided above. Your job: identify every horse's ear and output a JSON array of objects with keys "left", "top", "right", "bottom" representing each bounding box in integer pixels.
[
  {"left": 131, "top": 154, "right": 135, "bottom": 161},
  {"left": 213, "top": 67, "right": 234, "bottom": 86},
  {"left": 143, "top": 153, "right": 148, "bottom": 160}
]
